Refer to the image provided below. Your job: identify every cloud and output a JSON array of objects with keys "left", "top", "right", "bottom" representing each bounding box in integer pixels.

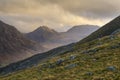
[
  {"left": 0, "top": 0, "right": 119, "bottom": 32},
  {"left": 0, "top": 0, "right": 119, "bottom": 18},
  {"left": 40, "top": 0, "right": 120, "bottom": 18}
]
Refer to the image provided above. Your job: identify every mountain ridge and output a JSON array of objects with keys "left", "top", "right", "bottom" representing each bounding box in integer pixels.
[
  {"left": 0, "top": 20, "right": 45, "bottom": 67},
  {"left": 26, "top": 25, "right": 99, "bottom": 49}
]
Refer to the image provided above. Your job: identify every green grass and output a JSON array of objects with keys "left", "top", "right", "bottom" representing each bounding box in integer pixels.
[{"left": 0, "top": 33, "right": 120, "bottom": 80}]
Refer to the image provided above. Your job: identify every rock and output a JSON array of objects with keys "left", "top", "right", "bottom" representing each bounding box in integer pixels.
[
  {"left": 86, "top": 72, "right": 93, "bottom": 76},
  {"left": 41, "top": 63, "right": 48, "bottom": 68},
  {"left": 110, "top": 44, "right": 120, "bottom": 49},
  {"left": 92, "top": 59, "right": 97, "bottom": 61},
  {"left": 82, "top": 48, "right": 99, "bottom": 54},
  {"left": 109, "top": 35, "right": 116, "bottom": 40},
  {"left": 70, "top": 55, "right": 76, "bottom": 60},
  {"left": 65, "top": 63, "right": 77, "bottom": 69},
  {"left": 107, "top": 66, "right": 116, "bottom": 71},
  {"left": 48, "top": 63, "right": 54, "bottom": 68},
  {"left": 111, "top": 29, "right": 120, "bottom": 35},
  {"left": 97, "top": 42, "right": 102, "bottom": 46},
  {"left": 56, "top": 59, "right": 64, "bottom": 65}
]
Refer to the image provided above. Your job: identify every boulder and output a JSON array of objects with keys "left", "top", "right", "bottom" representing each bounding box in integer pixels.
[
  {"left": 56, "top": 59, "right": 64, "bottom": 65},
  {"left": 65, "top": 63, "right": 77, "bottom": 69},
  {"left": 70, "top": 55, "right": 76, "bottom": 60},
  {"left": 107, "top": 66, "right": 116, "bottom": 71}
]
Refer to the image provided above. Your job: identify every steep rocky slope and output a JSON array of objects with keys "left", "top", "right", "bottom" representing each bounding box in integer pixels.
[{"left": 0, "top": 21, "right": 45, "bottom": 67}]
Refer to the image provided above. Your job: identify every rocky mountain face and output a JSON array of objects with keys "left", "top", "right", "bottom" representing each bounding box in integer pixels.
[
  {"left": 26, "top": 25, "right": 99, "bottom": 49},
  {"left": 0, "top": 21, "right": 45, "bottom": 67}
]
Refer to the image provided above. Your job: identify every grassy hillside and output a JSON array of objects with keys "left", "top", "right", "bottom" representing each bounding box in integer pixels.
[{"left": 0, "top": 31, "right": 120, "bottom": 80}]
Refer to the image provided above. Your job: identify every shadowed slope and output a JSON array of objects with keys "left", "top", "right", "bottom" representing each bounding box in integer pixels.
[{"left": 0, "top": 20, "right": 45, "bottom": 66}]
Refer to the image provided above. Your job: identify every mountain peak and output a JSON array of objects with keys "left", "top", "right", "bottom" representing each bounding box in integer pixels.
[
  {"left": 37, "top": 26, "right": 50, "bottom": 30},
  {"left": 26, "top": 26, "right": 59, "bottom": 43},
  {"left": 34, "top": 26, "right": 57, "bottom": 33},
  {"left": 67, "top": 25, "right": 99, "bottom": 33}
]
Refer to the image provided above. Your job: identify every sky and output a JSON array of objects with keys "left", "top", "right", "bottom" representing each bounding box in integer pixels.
[{"left": 0, "top": 0, "right": 119, "bottom": 33}]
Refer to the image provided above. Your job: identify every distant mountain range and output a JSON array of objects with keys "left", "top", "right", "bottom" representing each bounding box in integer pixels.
[
  {"left": 0, "top": 21, "right": 45, "bottom": 67},
  {"left": 0, "top": 20, "right": 99, "bottom": 67},
  {"left": 1, "top": 16, "right": 120, "bottom": 76},
  {"left": 26, "top": 25, "right": 99, "bottom": 50}
]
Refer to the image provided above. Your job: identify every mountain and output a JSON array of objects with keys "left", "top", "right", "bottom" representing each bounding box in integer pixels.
[
  {"left": 78, "top": 16, "right": 120, "bottom": 44},
  {"left": 26, "top": 26, "right": 62, "bottom": 50},
  {"left": 26, "top": 26, "right": 59, "bottom": 43},
  {"left": 0, "top": 43, "right": 75, "bottom": 74},
  {"left": 0, "top": 21, "right": 45, "bottom": 67},
  {"left": 67, "top": 25, "right": 99, "bottom": 33},
  {"left": 0, "top": 16, "right": 120, "bottom": 80},
  {"left": 26, "top": 25, "right": 99, "bottom": 49},
  {"left": 62, "top": 25, "right": 99, "bottom": 42},
  {"left": 0, "top": 25, "right": 98, "bottom": 72}
]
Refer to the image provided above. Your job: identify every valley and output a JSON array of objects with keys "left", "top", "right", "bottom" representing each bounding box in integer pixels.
[{"left": 0, "top": 16, "right": 120, "bottom": 80}]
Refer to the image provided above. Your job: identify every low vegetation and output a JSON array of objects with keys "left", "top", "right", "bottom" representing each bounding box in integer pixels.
[{"left": 0, "top": 32, "right": 120, "bottom": 80}]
